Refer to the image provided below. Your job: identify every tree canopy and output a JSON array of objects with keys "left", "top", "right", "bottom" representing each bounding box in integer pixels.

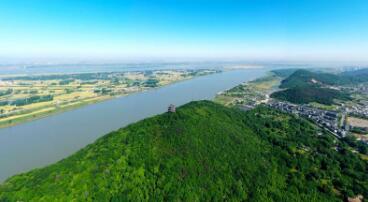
[{"left": 0, "top": 101, "right": 367, "bottom": 201}]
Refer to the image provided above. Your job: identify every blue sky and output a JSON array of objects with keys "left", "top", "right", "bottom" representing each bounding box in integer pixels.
[{"left": 0, "top": 0, "right": 368, "bottom": 62}]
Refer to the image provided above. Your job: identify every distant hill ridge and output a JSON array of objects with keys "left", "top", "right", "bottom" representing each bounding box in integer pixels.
[
  {"left": 280, "top": 68, "right": 368, "bottom": 89},
  {"left": 269, "top": 69, "right": 368, "bottom": 104},
  {"left": 271, "top": 86, "right": 351, "bottom": 105},
  {"left": 280, "top": 69, "right": 343, "bottom": 88}
]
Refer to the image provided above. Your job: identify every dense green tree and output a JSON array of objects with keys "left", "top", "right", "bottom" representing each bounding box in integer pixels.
[
  {"left": 270, "top": 87, "right": 351, "bottom": 105},
  {"left": 0, "top": 101, "right": 367, "bottom": 201}
]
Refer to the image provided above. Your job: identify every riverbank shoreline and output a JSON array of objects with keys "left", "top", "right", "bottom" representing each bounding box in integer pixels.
[{"left": 0, "top": 71, "right": 219, "bottom": 129}]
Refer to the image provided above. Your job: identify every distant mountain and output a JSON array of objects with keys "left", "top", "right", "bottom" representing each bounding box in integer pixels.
[
  {"left": 279, "top": 69, "right": 344, "bottom": 89},
  {"left": 0, "top": 101, "right": 367, "bottom": 201},
  {"left": 341, "top": 68, "right": 368, "bottom": 83},
  {"left": 269, "top": 69, "right": 368, "bottom": 104},
  {"left": 280, "top": 68, "right": 368, "bottom": 89},
  {"left": 270, "top": 87, "right": 351, "bottom": 105},
  {"left": 271, "top": 68, "right": 299, "bottom": 78}
]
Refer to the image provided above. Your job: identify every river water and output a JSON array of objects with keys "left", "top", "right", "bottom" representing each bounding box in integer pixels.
[{"left": 0, "top": 68, "right": 266, "bottom": 182}]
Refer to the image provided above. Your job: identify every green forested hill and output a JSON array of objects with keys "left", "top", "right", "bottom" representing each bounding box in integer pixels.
[
  {"left": 270, "top": 87, "right": 351, "bottom": 105},
  {"left": 341, "top": 68, "right": 368, "bottom": 83},
  {"left": 272, "top": 69, "right": 355, "bottom": 104},
  {"left": 280, "top": 68, "right": 368, "bottom": 89},
  {"left": 0, "top": 101, "right": 367, "bottom": 201},
  {"left": 279, "top": 69, "right": 344, "bottom": 88}
]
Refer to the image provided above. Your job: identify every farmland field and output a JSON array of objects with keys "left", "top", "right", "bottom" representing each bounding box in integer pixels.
[{"left": 0, "top": 69, "right": 218, "bottom": 128}]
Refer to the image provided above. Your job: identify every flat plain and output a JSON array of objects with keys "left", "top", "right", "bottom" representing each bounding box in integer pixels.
[{"left": 0, "top": 69, "right": 218, "bottom": 128}]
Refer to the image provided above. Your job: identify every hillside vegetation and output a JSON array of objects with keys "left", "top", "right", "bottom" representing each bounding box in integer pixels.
[
  {"left": 341, "top": 68, "right": 368, "bottom": 84},
  {"left": 279, "top": 69, "right": 343, "bottom": 89},
  {"left": 280, "top": 68, "right": 368, "bottom": 89},
  {"left": 271, "top": 87, "right": 351, "bottom": 105},
  {"left": 0, "top": 101, "right": 367, "bottom": 201},
  {"left": 271, "top": 69, "right": 357, "bottom": 104}
]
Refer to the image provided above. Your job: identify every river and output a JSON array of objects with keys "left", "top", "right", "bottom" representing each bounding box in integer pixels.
[{"left": 0, "top": 68, "right": 266, "bottom": 182}]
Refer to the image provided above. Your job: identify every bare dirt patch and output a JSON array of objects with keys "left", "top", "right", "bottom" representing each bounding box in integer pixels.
[{"left": 348, "top": 117, "right": 368, "bottom": 128}]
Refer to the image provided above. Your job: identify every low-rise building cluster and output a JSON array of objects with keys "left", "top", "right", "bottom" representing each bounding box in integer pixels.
[
  {"left": 268, "top": 101, "right": 348, "bottom": 138},
  {"left": 344, "top": 102, "right": 368, "bottom": 119}
]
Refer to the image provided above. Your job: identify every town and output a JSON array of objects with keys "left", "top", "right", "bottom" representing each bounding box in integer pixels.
[
  {"left": 268, "top": 101, "right": 347, "bottom": 138},
  {"left": 215, "top": 73, "right": 368, "bottom": 145}
]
